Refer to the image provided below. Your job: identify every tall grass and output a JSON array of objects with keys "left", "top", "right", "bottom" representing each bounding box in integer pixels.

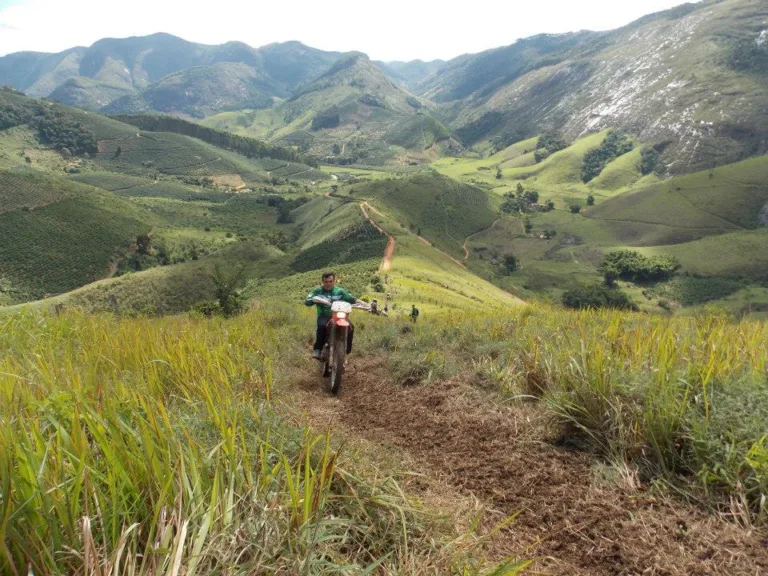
[
  {"left": 360, "top": 305, "right": 768, "bottom": 525},
  {"left": 0, "top": 307, "right": 523, "bottom": 574}
]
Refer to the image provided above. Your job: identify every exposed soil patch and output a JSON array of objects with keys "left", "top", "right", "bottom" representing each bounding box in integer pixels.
[
  {"left": 209, "top": 173, "right": 246, "bottom": 189},
  {"left": 294, "top": 358, "right": 768, "bottom": 575}
]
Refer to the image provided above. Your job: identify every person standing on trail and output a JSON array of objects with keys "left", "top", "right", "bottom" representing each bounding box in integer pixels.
[
  {"left": 305, "top": 271, "right": 363, "bottom": 360},
  {"left": 410, "top": 304, "right": 419, "bottom": 323},
  {"left": 371, "top": 299, "right": 379, "bottom": 315}
]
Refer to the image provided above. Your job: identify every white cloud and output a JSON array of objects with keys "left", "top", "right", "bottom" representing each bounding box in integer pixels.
[{"left": 0, "top": 0, "right": 701, "bottom": 61}]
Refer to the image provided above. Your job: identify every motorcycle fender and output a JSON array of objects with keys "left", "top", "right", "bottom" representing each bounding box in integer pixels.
[{"left": 336, "top": 319, "right": 350, "bottom": 328}]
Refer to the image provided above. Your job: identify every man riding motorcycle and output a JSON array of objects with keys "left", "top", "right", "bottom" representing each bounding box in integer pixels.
[{"left": 305, "top": 271, "right": 364, "bottom": 360}]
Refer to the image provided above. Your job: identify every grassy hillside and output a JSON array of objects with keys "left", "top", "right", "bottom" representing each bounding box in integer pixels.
[
  {"left": 105, "top": 62, "right": 278, "bottom": 117},
  {"left": 442, "top": 0, "right": 768, "bottom": 174},
  {"left": 0, "top": 170, "right": 149, "bottom": 302},
  {"left": 431, "top": 132, "right": 768, "bottom": 311},
  {"left": 0, "top": 91, "right": 322, "bottom": 308},
  {"left": 351, "top": 173, "right": 498, "bottom": 259},
  {"left": 1, "top": 306, "right": 528, "bottom": 574},
  {"left": 48, "top": 76, "right": 135, "bottom": 110},
  {"left": 202, "top": 54, "right": 440, "bottom": 163},
  {"left": 12, "top": 240, "right": 283, "bottom": 315}
]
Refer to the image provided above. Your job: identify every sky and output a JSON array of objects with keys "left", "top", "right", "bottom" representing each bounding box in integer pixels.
[{"left": 0, "top": 0, "right": 701, "bottom": 61}]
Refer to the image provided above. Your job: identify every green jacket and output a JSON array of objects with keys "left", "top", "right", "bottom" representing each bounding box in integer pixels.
[{"left": 305, "top": 285, "right": 357, "bottom": 316}]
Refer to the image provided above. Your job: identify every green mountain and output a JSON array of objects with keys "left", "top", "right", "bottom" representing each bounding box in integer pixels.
[
  {"left": 375, "top": 59, "right": 448, "bottom": 91},
  {"left": 0, "top": 47, "right": 87, "bottom": 97},
  {"left": 0, "top": 34, "right": 341, "bottom": 111},
  {"left": 2, "top": 1, "right": 766, "bottom": 173},
  {"left": 103, "top": 62, "right": 279, "bottom": 117},
  {"left": 203, "top": 53, "right": 454, "bottom": 162},
  {"left": 48, "top": 76, "right": 136, "bottom": 110},
  {"left": 434, "top": 0, "right": 768, "bottom": 173}
]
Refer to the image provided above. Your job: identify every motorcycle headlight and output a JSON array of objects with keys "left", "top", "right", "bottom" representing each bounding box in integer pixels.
[{"left": 336, "top": 312, "right": 347, "bottom": 319}]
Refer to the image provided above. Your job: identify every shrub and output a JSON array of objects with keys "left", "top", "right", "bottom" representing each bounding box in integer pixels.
[
  {"left": 534, "top": 132, "right": 566, "bottom": 163},
  {"left": 503, "top": 254, "right": 518, "bottom": 273},
  {"left": 599, "top": 250, "right": 680, "bottom": 284},
  {"left": 640, "top": 147, "right": 662, "bottom": 175},
  {"left": 581, "top": 131, "right": 634, "bottom": 183},
  {"left": 561, "top": 283, "right": 638, "bottom": 310},
  {"left": 211, "top": 264, "right": 246, "bottom": 317}
]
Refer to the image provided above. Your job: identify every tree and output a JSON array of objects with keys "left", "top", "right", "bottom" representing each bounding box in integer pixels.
[
  {"left": 570, "top": 204, "right": 582, "bottom": 214},
  {"left": 523, "top": 217, "right": 532, "bottom": 234},
  {"left": 114, "top": 145, "right": 122, "bottom": 158},
  {"left": 561, "top": 283, "right": 638, "bottom": 310},
  {"left": 136, "top": 233, "right": 151, "bottom": 254},
  {"left": 545, "top": 199, "right": 555, "bottom": 211},
  {"left": 599, "top": 250, "right": 680, "bottom": 283},
  {"left": 496, "top": 168, "right": 502, "bottom": 179},
  {"left": 276, "top": 204, "right": 294, "bottom": 224},
  {"left": 525, "top": 190, "right": 539, "bottom": 204},
  {"left": 503, "top": 254, "right": 518, "bottom": 273},
  {"left": 587, "top": 194, "right": 595, "bottom": 206},
  {"left": 156, "top": 244, "right": 170, "bottom": 265},
  {"left": 516, "top": 183, "right": 524, "bottom": 195},
  {"left": 640, "top": 147, "right": 661, "bottom": 175},
  {"left": 211, "top": 264, "right": 247, "bottom": 317},
  {"left": 581, "top": 131, "right": 634, "bottom": 183}
]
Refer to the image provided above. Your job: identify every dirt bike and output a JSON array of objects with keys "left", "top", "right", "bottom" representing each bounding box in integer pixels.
[{"left": 312, "top": 297, "right": 371, "bottom": 394}]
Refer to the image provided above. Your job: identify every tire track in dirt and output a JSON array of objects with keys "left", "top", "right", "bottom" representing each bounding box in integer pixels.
[{"left": 296, "top": 359, "right": 768, "bottom": 576}]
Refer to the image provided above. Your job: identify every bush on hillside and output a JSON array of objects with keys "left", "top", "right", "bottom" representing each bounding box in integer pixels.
[
  {"left": 534, "top": 132, "right": 567, "bottom": 163},
  {"left": 581, "top": 131, "right": 634, "bottom": 183},
  {"left": 599, "top": 250, "right": 680, "bottom": 285},
  {"left": 501, "top": 187, "right": 540, "bottom": 214},
  {"left": 640, "top": 147, "right": 662, "bottom": 175},
  {"left": 561, "top": 283, "right": 638, "bottom": 310},
  {"left": 211, "top": 264, "right": 246, "bottom": 317},
  {"left": 311, "top": 110, "right": 341, "bottom": 131},
  {"left": 0, "top": 100, "right": 98, "bottom": 155},
  {"left": 112, "top": 114, "right": 316, "bottom": 166},
  {"left": 727, "top": 38, "right": 768, "bottom": 74},
  {"left": 503, "top": 254, "right": 518, "bottom": 274},
  {"left": 489, "top": 124, "right": 534, "bottom": 153}
]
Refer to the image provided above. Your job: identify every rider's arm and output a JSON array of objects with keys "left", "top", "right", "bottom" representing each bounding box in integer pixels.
[
  {"left": 339, "top": 288, "right": 357, "bottom": 304},
  {"left": 305, "top": 287, "right": 320, "bottom": 307}
]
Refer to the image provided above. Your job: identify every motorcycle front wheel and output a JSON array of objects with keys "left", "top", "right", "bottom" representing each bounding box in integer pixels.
[{"left": 329, "top": 328, "right": 346, "bottom": 395}]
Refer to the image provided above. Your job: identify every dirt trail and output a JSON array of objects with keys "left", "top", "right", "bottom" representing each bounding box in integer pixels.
[
  {"left": 361, "top": 200, "right": 468, "bottom": 268},
  {"left": 359, "top": 202, "right": 395, "bottom": 272},
  {"left": 296, "top": 360, "right": 768, "bottom": 576},
  {"left": 463, "top": 219, "right": 501, "bottom": 261}
]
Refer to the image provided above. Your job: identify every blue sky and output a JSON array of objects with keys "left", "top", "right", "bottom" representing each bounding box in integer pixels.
[{"left": 0, "top": 0, "right": 702, "bottom": 61}]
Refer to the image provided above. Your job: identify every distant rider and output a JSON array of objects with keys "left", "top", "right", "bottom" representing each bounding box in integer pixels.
[{"left": 305, "top": 271, "right": 362, "bottom": 360}]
